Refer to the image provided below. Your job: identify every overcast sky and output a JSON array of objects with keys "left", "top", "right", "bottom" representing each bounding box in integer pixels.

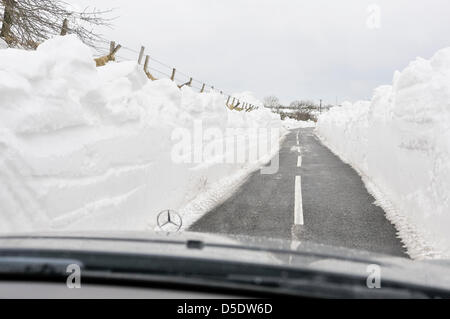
[{"left": 73, "top": 0, "right": 450, "bottom": 105}]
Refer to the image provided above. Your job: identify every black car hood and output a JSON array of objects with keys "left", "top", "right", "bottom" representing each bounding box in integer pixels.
[{"left": 0, "top": 230, "right": 449, "bottom": 292}]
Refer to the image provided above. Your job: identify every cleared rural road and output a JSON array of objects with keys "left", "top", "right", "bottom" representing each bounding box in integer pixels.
[{"left": 190, "top": 128, "right": 407, "bottom": 258}]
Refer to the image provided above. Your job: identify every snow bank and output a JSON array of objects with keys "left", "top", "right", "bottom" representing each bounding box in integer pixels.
[
  {"left": 316, "top": 48, "right": 450, "bottom": 259},
  {"left": 0, "top": 35, "right": 285, "bottom": 233}
]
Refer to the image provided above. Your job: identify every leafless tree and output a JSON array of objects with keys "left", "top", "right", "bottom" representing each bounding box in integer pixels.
[
  {"left": 0, "top": 0, "right": 113, "bottom": 49},
  {"left": 289, "top": 100, "right": 318, "bottom": 111},
  {"left": 263, "top": 96, "right": 280, "bottom": 109},
  {"left": 289, "top": 100, "right": 304, "bottom": 110}
]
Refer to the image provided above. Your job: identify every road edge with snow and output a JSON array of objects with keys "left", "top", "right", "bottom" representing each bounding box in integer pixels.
[{"left": 314, "top": 130, "right": 443, "bottom": 260}]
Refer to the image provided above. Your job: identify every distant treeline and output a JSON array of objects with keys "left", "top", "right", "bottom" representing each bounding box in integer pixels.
[{"left": 263, "top": 96, "right": 334, "bottom": 122}]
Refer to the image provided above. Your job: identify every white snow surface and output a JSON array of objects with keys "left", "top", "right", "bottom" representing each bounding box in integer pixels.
[
  {"left": 316, "top": 47, "right": 450, "bottom": 260},
  {"left": 0, "top": 38, "right": 8, "bottom": 49},
  {"left": 282, "top": 119, "right": 316, "bottom": 130},
  {"left": 0, "top": 35, "right": 290, "bottom": 233}
]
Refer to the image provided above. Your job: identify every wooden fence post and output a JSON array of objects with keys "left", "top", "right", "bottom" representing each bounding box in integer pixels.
[
  {"left": 143, "top": 55, "right": 157, "bottom": 81},
  {"left": 144, "top": 55, "right": 149, "bottom": 72},
  {"left": 95, "top": 41, "right": 121, "bottom": 67},
  {"left": 200, "top": 83, "right": 205, "bottom": 93},
  {"left": 138, "top": 46, "right": 145, "bottom": 65},
  {"left": 60, "top": 18, "right": 69, "bottom": 36},
  {"left": 179, "top": 77, "right": 193, "bottom": 89},
  {"left": 171, "top": 68, "right": 176, "bottom": 81},
  {"left": 112, "top": 44, "right": 121, "bottom": 56}
]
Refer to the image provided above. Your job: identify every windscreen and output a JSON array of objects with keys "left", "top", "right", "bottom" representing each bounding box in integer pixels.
[{"left": 1, "top": 0, "right": 449, "bottom": 295}]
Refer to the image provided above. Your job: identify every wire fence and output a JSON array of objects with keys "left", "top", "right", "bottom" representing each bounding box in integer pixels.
[{"left": 94, "top": 40, "right": 259, "bottom": 112}]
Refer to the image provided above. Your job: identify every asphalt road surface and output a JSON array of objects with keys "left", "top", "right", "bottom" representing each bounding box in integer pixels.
[{"left": 190, "top": 128, "right": 407, "bottom": 257}]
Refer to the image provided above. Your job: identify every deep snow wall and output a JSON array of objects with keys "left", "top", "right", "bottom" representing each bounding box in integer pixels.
[
  {"left": 316, "top": 48, "right": 450, "bottom": 260},
  {"left": 0, "top": 35, "right": 284, "bottom": 233}
]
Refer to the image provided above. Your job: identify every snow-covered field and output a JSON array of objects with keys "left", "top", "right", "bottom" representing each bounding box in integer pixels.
[
  {"left": 0, "top": 35, "right": 287, "bottom": 233},
  {"left": 282, "top": 119, "right": 316, "bottom": 130},
  {"left": 316, "top": 48, "right": 450, "bottom": 260}
]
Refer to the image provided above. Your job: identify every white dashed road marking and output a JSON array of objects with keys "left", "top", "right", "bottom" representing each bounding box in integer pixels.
[
  {"left": 297, "top": 156, "right": 302, "bottom": 167},
  {"left": 294, "top": 176, "right": 304, "bottom": 225}
]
